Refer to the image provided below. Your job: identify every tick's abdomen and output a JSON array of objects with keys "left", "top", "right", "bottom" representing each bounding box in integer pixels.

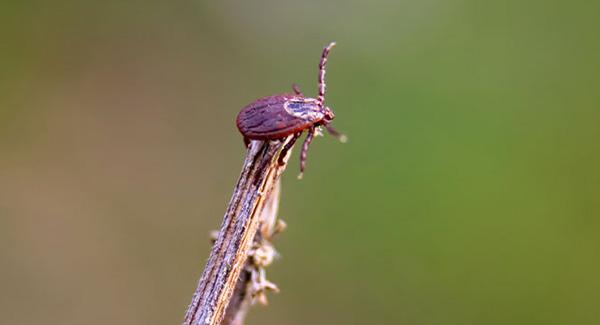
[{"left": 237, "top": 94, "right": 324, "bottom": 140}]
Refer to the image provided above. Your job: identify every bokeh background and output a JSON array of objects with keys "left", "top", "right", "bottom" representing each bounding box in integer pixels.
[{"left": 1, "top": 1, "right": 599, "bottom": 324}]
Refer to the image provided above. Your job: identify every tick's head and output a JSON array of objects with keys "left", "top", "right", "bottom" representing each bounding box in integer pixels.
[
  {"left": 320, "top": 105, "right": 346, "bottom": 143},
  {"left": 323, "top": 106, "right": 335, "bottom": 122}
]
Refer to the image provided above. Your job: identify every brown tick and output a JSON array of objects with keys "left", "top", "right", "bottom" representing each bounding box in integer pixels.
[{"left": 236, "top": 42, "right": 345, "bottom": 178}]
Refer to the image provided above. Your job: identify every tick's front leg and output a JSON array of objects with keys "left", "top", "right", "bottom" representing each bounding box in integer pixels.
[{"left": 324, "top": 123, "right": 347, "bottom": 143}]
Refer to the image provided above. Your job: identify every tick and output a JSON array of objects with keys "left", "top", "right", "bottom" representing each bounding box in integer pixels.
[{"left": 236, "top": 42, "right": 345, "bottom": 178}]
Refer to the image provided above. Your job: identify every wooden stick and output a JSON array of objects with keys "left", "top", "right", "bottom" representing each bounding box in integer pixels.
[
  {"left": 221, "top": 180, "right": 283, "bottom": 325},
  {"left": 183, "top": 138, "right": 292, "bottom": 325}
]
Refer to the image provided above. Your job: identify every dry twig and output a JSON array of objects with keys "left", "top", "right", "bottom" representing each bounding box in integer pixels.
[{"left": 183, "top": 138, "right": 292, "bottom": 325}]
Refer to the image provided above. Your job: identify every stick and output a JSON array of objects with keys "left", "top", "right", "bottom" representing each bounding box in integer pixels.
[
  {"left": 183, "top": 138, "right": 292, "bottom": 325},
  {"left": 221, "top": 180, "right": 283, "bottom": 325}
]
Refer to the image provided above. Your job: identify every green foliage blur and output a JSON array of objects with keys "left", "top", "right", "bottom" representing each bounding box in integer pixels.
[{"left": 1, "top": 1, "right": 598, "bottom": 324}]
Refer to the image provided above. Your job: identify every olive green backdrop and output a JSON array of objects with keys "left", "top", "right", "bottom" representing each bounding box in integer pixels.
[{"left": 1, "top": 1, "right": 598, "bottom": 324}]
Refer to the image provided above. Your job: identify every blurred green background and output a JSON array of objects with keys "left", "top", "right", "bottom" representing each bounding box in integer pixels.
[{"left": 1, "top": 0, "right": 599, "bottom": 324}]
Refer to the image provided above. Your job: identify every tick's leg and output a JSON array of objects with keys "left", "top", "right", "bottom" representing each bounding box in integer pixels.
[
  {"left": 324, "top": 123, "right": 348, "bottom": 143},
  {"left": 292, "top": 83, "right": 303, "bottom": 96},
  {"left": 298, "top": 126, "right": 316, "bottom": 179},
  {"left": 317, "top": 42, "right": 336, "bottom": 105},
  {"left": 278, "top": 132, "right": 302, "bottom": 166},
  {"left": 244, "top": 137, "right": 251, "bottom": 148}
]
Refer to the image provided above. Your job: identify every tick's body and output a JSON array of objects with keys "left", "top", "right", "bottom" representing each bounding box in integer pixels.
[
  {"left": 237, "top": 95, "right": 326, "bottom": 139},
  {"left": 236, "top": 42, "right": 344, "bottom": 178}
]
